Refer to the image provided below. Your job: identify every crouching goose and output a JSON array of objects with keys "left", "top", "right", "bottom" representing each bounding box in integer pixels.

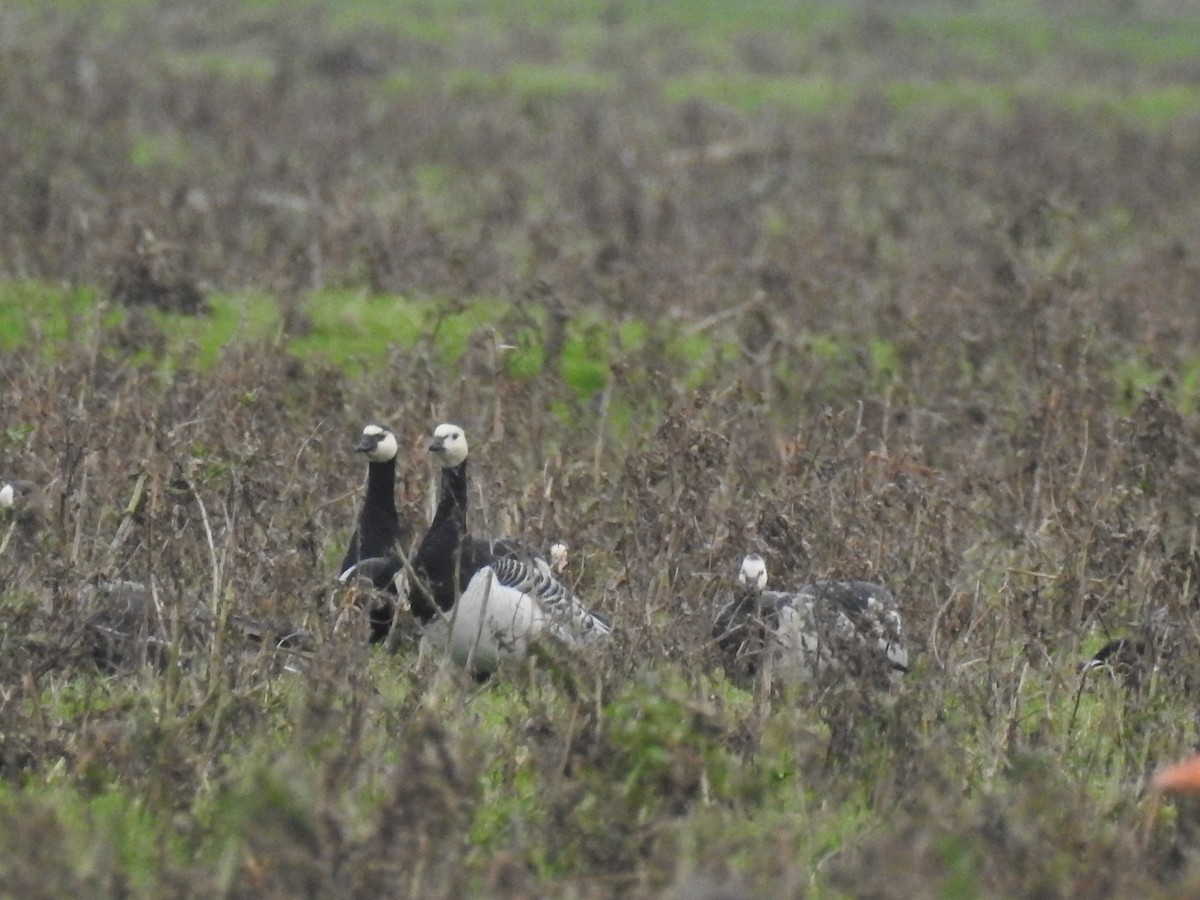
[
  {"left": 409, "top": 423, "right": 610, "bottom": 674},
  {"left": 1079, "top": 607, "right": 1172, "bottom": 688},
  {"left": 0, "top": 480, "right": 37, "bottom": 513},
  {"left": 713, "top": 553, "right": 908, "bottom": 684},
  {"left": 335, "top": 424, "right": 412, "bottom": 643},
  {"left": 0, "top": 479, "right": 43, "bottom": 554},
  {"left": 79, "top": 578, "right": 313, "bottom": 672}
]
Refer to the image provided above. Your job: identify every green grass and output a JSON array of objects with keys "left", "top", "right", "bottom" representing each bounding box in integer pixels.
[
  {"left": 0, "top": 782, "right": 187, "bottom": 892},
  {"left": 150, "top": 292, "right": 281, "bottom": 368},
  {"left": 0, "top": 282, "right": 117, "bottom": 350},
  {"left": 289, "top": 290, "right": 443, "bottom": 364},
  {"left": 893, "top": 7, "right": 1057, "bottom": 65},
  {"left": 129, "top": 130, "right": 193, "bottom": 171},
  {"left": 249, "top": 656, "right": 1198, "bottom": 890},
  {"left": 1104, "top": 85, "right": 1200, "bottom": 129},
  {"left": 0, "top": 283, "right": 710, "bottom": 402},
  {"left": 1074, "top": 18, "right": 1200, "bottom": 67},
  {"left": 19, "top": 0, "right": 1200, "bottom": 127},
  {"left": 506, "top": 64, "right": 617, "bottom": 100},
  {"left": 664, "top": 73, "right": 852, "bottom": 114},
  {"left": 0, "top": 281, "right": 753, "bottom": 405},
  {"left": 886, "top": 80, "right": 1017, "bottom": 117},
  {"left": 15, "top": 283, "right": 1200, "bottom": 423},
  {"left": 664, "top": 74, "right": 1200, "bottom": 124},
  {"left": 163, "top": 50, "right": 279, "bottom": 85},
  {"left": 7, "top": 1, "right": 1200, "bottom": 893},
  {"left": 1112, "top": 355, "right": 1200, "bottom": 415},
  {"left": 441, "top": 62, "right": 619, "bottom": 102}
]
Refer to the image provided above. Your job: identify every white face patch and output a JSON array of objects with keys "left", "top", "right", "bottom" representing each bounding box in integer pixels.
[
  {"left": 0, "top": 483, "right": 13, "bottom": 509},
  {"left": 358, "top": 424, "right": 398, "bottom": 462},
  {"left": 431, "top": 423, "right": 469, "bottom": 467},
  {"left": 739, "top": 553, "right": 768, "bottom": 590},
  {"left": 366, "top": 429, "right": 399, "bottom": 463}
]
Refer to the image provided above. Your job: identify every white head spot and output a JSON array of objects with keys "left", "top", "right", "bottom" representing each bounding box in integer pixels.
[
  {"left": 739, "top": 553, "right": 767, "bottom": 590},
  {"left": 549, "top": 542, "right": 569, "bottom": 573},
  {"left": 0, "top": 483, "right": 13, "bottom": 509},
  {"left": 431, "top": 423, "right": 469, "bottom": 467},
  {"left": 361, "top": 425, "right": 399, "bottom": 463},
  {"left": 373, "top": 431, "right": 398, "bottom": 462}
]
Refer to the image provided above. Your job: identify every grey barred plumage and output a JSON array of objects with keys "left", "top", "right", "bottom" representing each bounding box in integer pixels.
[
  {"left": 484, "top": 554, "right": 611, "bottom": 643},
  {"left": 78, "top": 578, "right": 313, "bottom": 672},
  {"left": 0, "top": 479, "right": 42, "bottom": 524},
  {"left": 714, "top": 553, "right": 907, "bottom": 684}
]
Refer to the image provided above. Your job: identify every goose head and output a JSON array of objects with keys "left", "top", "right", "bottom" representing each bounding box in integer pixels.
[
  {"left": 355, "top": 424, "right": 399, "bottom": 463},
  {"left": 428, "top": 423, "right": 469, "bottom": 468},
  {"left": 738, "top": 553, "right": 768, "bottom": 591}
]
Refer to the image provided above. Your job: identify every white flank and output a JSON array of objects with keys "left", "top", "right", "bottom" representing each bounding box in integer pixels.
[
  {"left": 423, "top": 558, "right": 608, "bottom": 673},
  {"left": 427, "top": 566, "right": 545, "bottom": 671}
]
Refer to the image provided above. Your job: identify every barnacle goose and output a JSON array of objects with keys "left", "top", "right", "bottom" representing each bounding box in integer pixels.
[
  {"left": 408, "top": 423, "right": 610, "bottom": 673},
  {"left": 1080, "top": 607, "right": 1171, "bottom": 687},
  {"left": 1082, "top": 636, "right": 1149, "bottom": 675},
  {"left": 713, "top": 553, "right": 908, "bottom": 683},
  {"left": 336, "top": 424, "right": 412, "bottom": 643},
  {"left": 0, "top": 479, "right": 41, "bottom": 522},
  {"left": 0, "top": 479, "right": 43, "bottom": 555},
  {"left": 78, "top": 579, "right": 313, "bottom": 672}
]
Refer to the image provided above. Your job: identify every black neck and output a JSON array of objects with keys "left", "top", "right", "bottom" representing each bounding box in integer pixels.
[
  {"left": 340, "top": 456, "right": 405, "bottom": 577},
  {"left": 365, "top": 458, "right": 399, "bottom": 522},
  {"left": 436, "top": 460, "right": 468, "bottom": 529},
  {"left": 411, "top": 460, "right": 474, "bottom": 621}
]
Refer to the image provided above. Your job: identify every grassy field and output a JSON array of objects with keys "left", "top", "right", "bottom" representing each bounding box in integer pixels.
[{"left": 6, "top": 0, "right": 1200, "bottom": 896}]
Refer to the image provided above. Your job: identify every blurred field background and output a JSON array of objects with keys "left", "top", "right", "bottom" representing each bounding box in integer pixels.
[{"left": 5, "top": 1, "right": 1200, "bottom": 896}]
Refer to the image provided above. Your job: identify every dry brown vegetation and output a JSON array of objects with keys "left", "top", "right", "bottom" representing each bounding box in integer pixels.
[{"left": 6, "top": 1, "right": 1200, "bottom": 897}]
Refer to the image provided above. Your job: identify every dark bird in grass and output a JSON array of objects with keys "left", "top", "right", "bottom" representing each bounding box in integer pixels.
[
  {"left": 0, "top": 479, "right": 44, "bottom": 554},
  {"left": 0, "top": 480, "right": 41, "bottom": 518},
  {"left": 4, "top": 487, "right": 311, "bottom": 673},
  {"left": 335, "top": 424, "right": 412, "bottom": 644},
  {"left": 1080, "top": 609, "right": 1171, "bottom": 688},
  {"left": 408, "top": 423, "right": 610, "bottom": 674},
  {"left": 713, "top": 553, "right": 908, "bottom": 684},
  {"left": 1083, "top": 636, "right": 1149, "bottom": 673},
  {"left": 77, "top": 579, "right": 314, "bottom": 673}
]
